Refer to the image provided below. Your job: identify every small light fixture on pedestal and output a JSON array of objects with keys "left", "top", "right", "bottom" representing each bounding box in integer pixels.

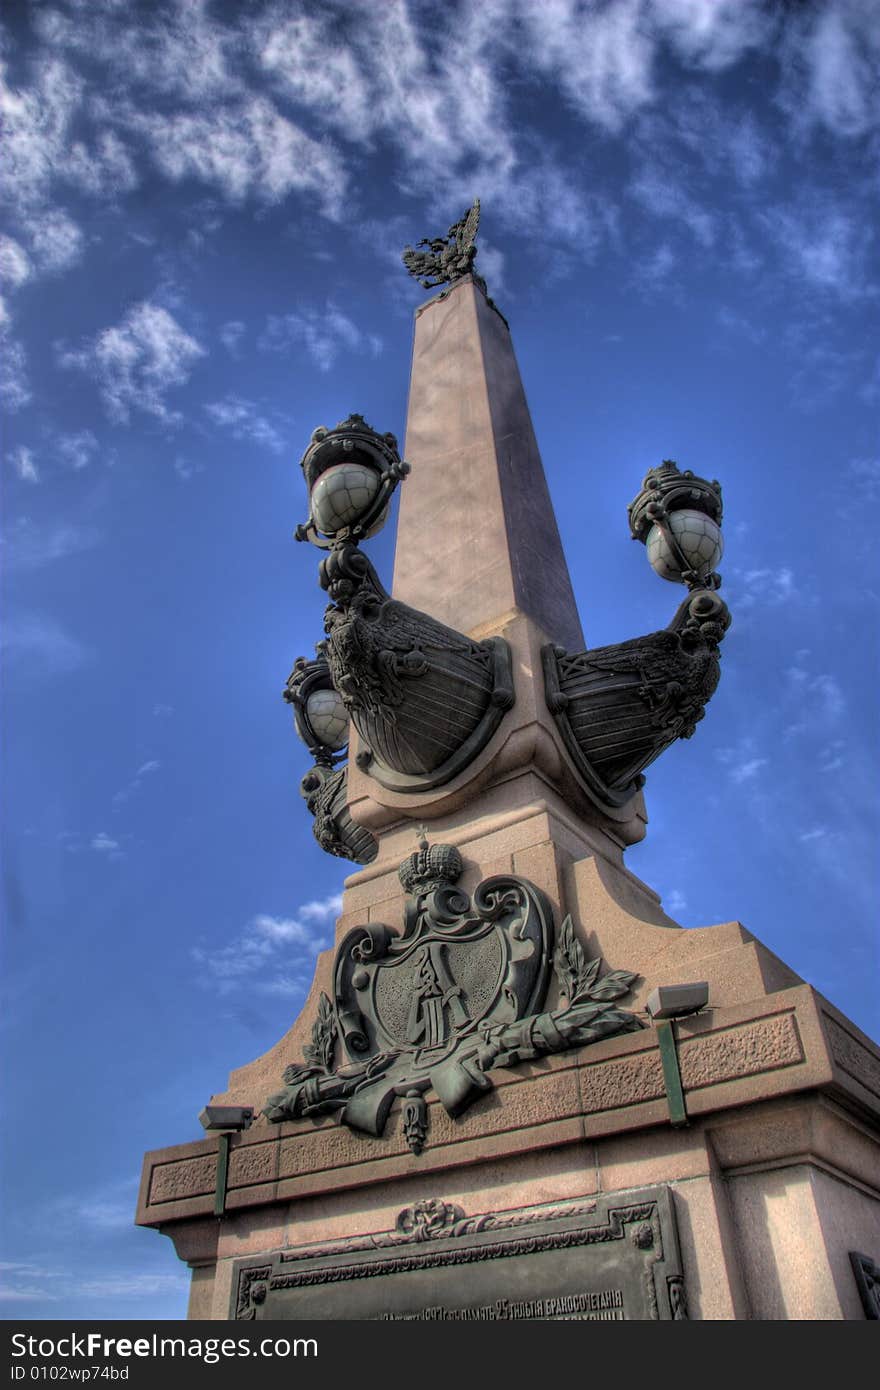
[
  {"left": 198, "top": 1105, "right": 255, "bottom": 1217},
  {"left": 645, "top": 983, "right": 710, "bottom": 1130}
]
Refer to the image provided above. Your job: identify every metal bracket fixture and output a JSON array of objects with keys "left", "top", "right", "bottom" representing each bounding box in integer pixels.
[
  {"left": 214, "top": 1132, "right": 230, "bottom": 1217},
  {"left": 655, "top": 1019, "right": 688, "bottom": 1128}
]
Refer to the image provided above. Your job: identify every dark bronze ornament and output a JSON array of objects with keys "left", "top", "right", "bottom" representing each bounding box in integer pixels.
[
  {"left": 264, "top": 839, "right": 641, "bottom": 1152},
  {"left": 299, "top": 763, "right": 378, "bottom": 865},
  {"left": 303, "top": 992, "right": 338, "bottom": 1071},
  {"left": 544, "top": 459, "right": 731, "bottom": 811},
  {"left": 850, "top": 1251, "right": 880, "bottom": 1319},
  {"left": 543, "top": 588, "right": 731, "bottom": 808},
  {"left": 628, "top": 458, "right": 724, "bottom": 591},
  {"left": 402, "top": 199, "right": 483, "bottom": 291},
  {"left": 319, "top": 541, "right": 514, "bottom": 793},
  {"left": 295, "top": 413, "right": 410, "bottom": 550},
  {"left": 293, "top": 415, "right": 515, "bottom": 792},
  {"left": 283, "top": 647, "right": 378, "bottom": 864},
  {"left": 283, "top": 648, "right": 347, "bottom": 768}
]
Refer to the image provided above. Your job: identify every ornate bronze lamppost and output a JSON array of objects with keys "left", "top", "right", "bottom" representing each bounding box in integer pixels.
[{"left": 272, "top": 205, "right": 732, "bottom": 1160}]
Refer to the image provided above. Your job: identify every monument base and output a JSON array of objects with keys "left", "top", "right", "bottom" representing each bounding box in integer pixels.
[{"left": 137, "top": 830, "right": 880, "bottom": 1321}]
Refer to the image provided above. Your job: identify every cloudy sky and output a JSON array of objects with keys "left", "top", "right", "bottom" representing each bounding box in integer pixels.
[{"left": 2, "top": 0, "right": 878, "bottom": 1322}]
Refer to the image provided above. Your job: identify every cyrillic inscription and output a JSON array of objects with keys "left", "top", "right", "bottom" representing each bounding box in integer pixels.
[{"left": 384, "top": 1289, "right": 626, "bottom": 1320}]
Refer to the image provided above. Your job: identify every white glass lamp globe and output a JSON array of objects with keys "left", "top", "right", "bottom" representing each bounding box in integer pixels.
[
  {"left": 305, "top": 688, "right": 348, "bottom": 751},
  {"left": 310, "top": 462, "right": 385, "bottom": 537},
  {"left": 646, "top": 509, "right": 723, "bottom": 582}
]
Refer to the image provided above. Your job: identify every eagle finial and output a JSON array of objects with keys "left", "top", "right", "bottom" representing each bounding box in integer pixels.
[{"left": 402, "top": 199, "right": 483, "bottom": 291}]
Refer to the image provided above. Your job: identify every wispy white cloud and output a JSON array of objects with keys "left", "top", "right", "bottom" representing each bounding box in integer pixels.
[
  {"left": 204, "top": 395, "right": 287, "bottom": 454},
  {"left": 0, "top": 322, "right": 31, "bottom": 412},
  {"left": 258, "top": 8, "right": 378, "bottom": 137},
  {"left": 641, "top": 94, "right": 776, "bottom": 194},
  {"left": 631, "top": 242, "right": 678, "bottom": 294},
  {"left": 716, "top": 306, "right": 766, "bottom": 344},
  {"left": 90, "top": 832, "right": 120, "bottom": 853},
  {"left": 1, "top": 615, "right": 88, "bottom": 674},
  {"left": 628, "top": 167, "right": 716, "bottom": 247},
  {"left": 57, "top": 429, "right": 99, "bottom": 471},
  {"left": 664, "top": 888, "right": 687, "bottom": 914},
  {"left": 761, "top": 201, "right": 875, "bottom": 303},
  {"left": 817, "top": 740, "right": 846, "bottom": 775},
  {"left": 192, "top": 893, "right": 342, "bottom": 996},
  {"left": 0, "top": 54, "right": 84, "bottom": 215},
  {"left": 0, "top": 234, "right": 33, "bottom": 289},
  {"left": 783, "top": 667, "right": 845, "bottom": 736},
  {"left": 0, "top": 0, "right": 873, "bottom": 316},
  {"left": 0, "top": 1260, "right": 187, "bottom": 1304},
  {"left": 729, "top": 756, "right": 767, "bottom": 785},
  {"left": 77, "top": 1272, "right": 189, "bottom": 1299},
  {"left": 790, "top": 0, "right": 880, "bottom": 140},
  {"left": 799, "top": 826, "right": 831, "bottom": 844},
  {"left": 29, "top": 1177, "right": 141, "bottom": 1241},
  {"left": 172, "top": 454, "right": 203, "bottom": 481},
  {"left": 128, "top": 97, "right": 347, "bottom": 217},
  {"left": 36, "top": 0, "right": 239, "bottom": 104},
  {"left": 112, "top": 759, "right": 161, "bottom": 809},
  {"left": 732, "top": 566, "right": 799, "bottom": 608},
  {"left": 58, "top": 301, "right": 206, "bottom": 423},
  {"left": 8, "top": 446, "right": 39, "bottom": 484},
  {"left": 64, "top": 130, "right": 138, "bottom": 199},
  {"left": 220, "top": 319, "right": 246, "bottom": 356},
  {"left": 654, "top": 0, "right": 773, "bottom": 73},
  {"left": 0, "top": 51, "right": 128, "bottom": 270},
  {"left": 2, "top": 516, "right": 100, "bottom": 569},
  {"left": 517, "top": 0, "right": 655, "bottom": 133},
  {"left": 716, "top": 738, "right": 769, "bottom": 787},
  {"left": 781, "top": 320, "right": 867, "bottom": 411},
  {"left": 20, "top": 206, "right": 84, "bottom": 273},
  {"left": 259, "top": 305, "right": 382, "bottom": 373},
  {"left": 299, "top": 895, "right": 345, "bottom": 921},
  {"left": 0, "top": 1260, "right": 66, "bottom": 1303},
  {"left": 847, "top": 456, "right": 880, "bottom": 502}
]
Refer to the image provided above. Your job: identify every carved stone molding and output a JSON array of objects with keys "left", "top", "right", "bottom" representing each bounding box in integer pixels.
[{"left": 826, "top": 1016, "right": 880, "bottom": 1100}]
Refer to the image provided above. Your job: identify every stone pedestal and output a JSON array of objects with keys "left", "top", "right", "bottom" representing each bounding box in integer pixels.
[
  {"left": 137, "top": 276, "right": 880, "bottom": 1320},
  {"left": 138, "top": 830, "right": 880, "bottom": 1320}
]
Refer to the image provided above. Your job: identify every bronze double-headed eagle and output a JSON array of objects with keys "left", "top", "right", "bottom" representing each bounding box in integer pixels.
[{"left": 401, "top": 198, "right": 481, "bottom": 289}]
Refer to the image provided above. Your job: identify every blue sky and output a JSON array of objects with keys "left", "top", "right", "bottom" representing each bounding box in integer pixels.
[{"left": 2, "top": 0, "right": 878, "bottom": 1322}]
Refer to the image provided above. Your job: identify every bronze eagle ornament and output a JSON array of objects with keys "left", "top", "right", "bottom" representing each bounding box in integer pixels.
[{"left": 402, "top": 198, "right": 482, "bottom": 289}]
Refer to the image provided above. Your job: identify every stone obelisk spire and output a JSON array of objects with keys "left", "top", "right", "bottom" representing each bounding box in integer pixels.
[
  {"left": 393, "top": 275, "right": 584, "bottom": 653},
  {"left": 137, "top": 202, "right": 880, "bottom": 1328},
  {"left": 337, "top": 217, "right": 645, "bottom": 850}
]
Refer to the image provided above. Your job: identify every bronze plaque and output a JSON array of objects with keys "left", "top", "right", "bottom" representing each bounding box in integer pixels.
[{"left": 231, "top": 1189, "right": 687, "bottom": 1321}]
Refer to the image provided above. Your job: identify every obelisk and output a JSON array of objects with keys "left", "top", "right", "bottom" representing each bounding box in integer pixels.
[
  {"left": 136, "top": 205, "right": 880, "bottom": 1324},
  {"left": 394, "top": 274, "right": 583, "bottom": 652}
]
